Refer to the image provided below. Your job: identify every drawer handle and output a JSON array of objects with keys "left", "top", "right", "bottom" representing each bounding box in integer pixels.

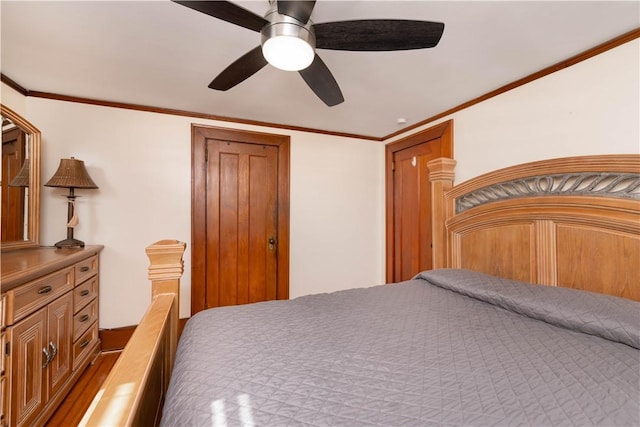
[
  {"left": 79, "top": 338, "right": 90, "bottom": 349},
  {"left": 79, "top": 314, "right": 90, "bottom": 322},
  {"left": 49, "top": 341, "right": 58, "bottom": 360},
  {"left": 80, "top": 290, "right": 90, "bottom": 297},
  {"left": 38, "top": 286, "right": 53, "bottom": 295},
  {"left": 42, "top": 347, "right": 52, "bottom": 368},
  {"left": 80, "top": 266, "right": 91, "bottom": 272}
]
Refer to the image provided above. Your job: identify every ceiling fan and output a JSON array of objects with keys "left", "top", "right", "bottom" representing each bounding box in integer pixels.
[{"left": 173, "top": 1, "right": 445, "bottom": 106}]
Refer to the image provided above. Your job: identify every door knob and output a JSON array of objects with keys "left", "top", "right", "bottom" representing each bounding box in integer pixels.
[{"left": 268, "top": 237, "right": 277, "bottom": 251}]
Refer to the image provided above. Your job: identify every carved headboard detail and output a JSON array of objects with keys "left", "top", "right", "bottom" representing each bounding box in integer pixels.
[
  {"left": 455, "top": 172, "right": 640, "bottom": 213},
  {"left": 428, "top": 155, "right": 640, "bottom": 301}
]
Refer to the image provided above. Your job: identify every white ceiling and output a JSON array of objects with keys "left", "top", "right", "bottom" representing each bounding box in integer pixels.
[{"left": 1, "top": 1, "right": 638, "bottom": 138}]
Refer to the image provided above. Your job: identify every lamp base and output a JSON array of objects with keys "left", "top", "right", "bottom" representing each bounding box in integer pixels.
[{"left": 54, "top": 238, "right": 85, "bottom": 249}]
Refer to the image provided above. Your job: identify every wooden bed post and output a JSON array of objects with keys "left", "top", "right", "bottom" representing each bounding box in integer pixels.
[
  {"left": 146, "top": 239, "right": 187, "bottom": 386},
  {"left": 428, "top": 158, "right": 456, "bottom": 269},
  {"left": 80, "top": 240, "right": 186, "bottom": 427}
]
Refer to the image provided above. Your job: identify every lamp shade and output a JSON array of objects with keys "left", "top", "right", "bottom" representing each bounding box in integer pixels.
[
  {"left": 8, "top": 161, "right": 30, "bottom": 187},
  {"left": 45, "top": 157, "right": 98, "bottom": 189}
]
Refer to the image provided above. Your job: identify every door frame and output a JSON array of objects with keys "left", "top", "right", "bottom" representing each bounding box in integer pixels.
[
  {"left": 191, "top": 124, "right": 290, "bottom": 315},
  {"left": 385, "top": 120, "right": 453, "bottom": 283}
]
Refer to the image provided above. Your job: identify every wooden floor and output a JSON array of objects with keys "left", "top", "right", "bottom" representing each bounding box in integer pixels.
[{"left": 45, "top": 352, "right": 120, "bottom": 427}]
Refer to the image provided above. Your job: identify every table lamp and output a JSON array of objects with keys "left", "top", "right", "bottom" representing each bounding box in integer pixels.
[{"left": 45, "top": 157, "right": 98, "bottom": 248}]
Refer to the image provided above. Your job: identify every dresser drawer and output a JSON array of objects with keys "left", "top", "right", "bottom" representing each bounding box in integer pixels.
[
  {"left": 73, "top": 323, "right": 98, "bottom": 371},
  {"left": 74, "top": 277, "right": 98, "bottom": 314},
  {"left": 6, "top": 267, "right": 74, "bottom": 325},
  {"left": 73, "top": 299, "right": 98, "bottom": 341},
  {"left": 75, "top": 255, "right": 99, "bottom": 286}
]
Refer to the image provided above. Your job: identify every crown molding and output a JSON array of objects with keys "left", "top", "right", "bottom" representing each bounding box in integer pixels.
[{"left": 2, "top": 27, "right": 637, "bottom": 142}]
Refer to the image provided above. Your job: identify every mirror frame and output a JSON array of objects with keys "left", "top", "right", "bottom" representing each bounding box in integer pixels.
[{"left": 1, "top": 104, "right": 41, "bottom": 251}]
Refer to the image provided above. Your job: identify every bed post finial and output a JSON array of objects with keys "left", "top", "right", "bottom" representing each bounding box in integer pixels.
[
  {"left": 146, "top": 239, "right": 186, "bottom": 288},
  {"left": 428, "top": 158, "right": 456, "bottom": 269}
]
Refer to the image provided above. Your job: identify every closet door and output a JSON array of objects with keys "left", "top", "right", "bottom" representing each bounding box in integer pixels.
[
  {"left": 191, "top": 125, "right": 291, "bottom": 315},
  {"left": 207, "top": 139, "right": 279, "bottom": 308},
  {"left": 385, "top": 121, "right": 453, "bottom": 283}
]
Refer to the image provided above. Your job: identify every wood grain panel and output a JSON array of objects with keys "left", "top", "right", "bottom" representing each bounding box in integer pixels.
[
  {"left": 248, "top": 152, "right": 278, "bottom": 303},
  {"left": 248, "top": 154, "right": 266, "bottom": 303},
  {"left": 454, "top": 223, "right": 535, "bottom": 283},
  {"left": 218, "top": 152, "right": 240, "bottom": 307},
  {"left": 556, "top": 225, "right": 640, "bottom": 300}
]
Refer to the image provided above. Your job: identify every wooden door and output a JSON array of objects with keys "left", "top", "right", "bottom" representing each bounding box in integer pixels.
[
  {"left": 209, "top": 140, "right": 278, "bottom": 307},
  {"left": 385, "top": 120, "right": 453, "bottom": 283},
  {"left": 192, "top": 126, "right": 290, "bottom": 314},
  {"left": 46, "top": 292, "right": 72, "bottom": 399},
  {"left": 9, "top": 308, "right": 47, "bottom": 427}
]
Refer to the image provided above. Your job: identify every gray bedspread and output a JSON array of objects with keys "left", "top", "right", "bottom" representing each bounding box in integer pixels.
[{"left": 161, "top": 269, "right": 640, "bottom": 426}]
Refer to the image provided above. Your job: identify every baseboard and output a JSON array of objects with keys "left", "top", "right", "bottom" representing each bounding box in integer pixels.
[{"left": 99, "top": 318, "right": 189, "bottom": 352}]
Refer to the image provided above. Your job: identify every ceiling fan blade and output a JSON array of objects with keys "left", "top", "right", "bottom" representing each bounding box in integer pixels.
[
  {"left": 299, "top": 54, "right": 344, "bottom": 107},
  {"left": 173, "top": 1, "right": 267, "bottom": 32},
  {"left": 209, "top": 46, "right": 267, "bottom": 91},
  {"left": 314, "top": 20, "right": 444, "bottom": 51},
  {"left": 277, "top": 1, "right": 316, "bottom": 24}
]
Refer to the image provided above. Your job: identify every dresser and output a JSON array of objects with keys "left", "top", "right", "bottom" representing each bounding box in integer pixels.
[{"left": 0, "top": 245, "right": 103, "bottom": 427}]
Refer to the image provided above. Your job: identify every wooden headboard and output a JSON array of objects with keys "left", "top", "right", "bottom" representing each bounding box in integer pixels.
[{"left": 428, "top": 155, "right": 640, "bottom": 301}]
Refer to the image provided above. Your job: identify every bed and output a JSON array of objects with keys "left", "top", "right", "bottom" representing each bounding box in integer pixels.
[{"left": 81, "top": 154, "right": 640, "bottom": 426}]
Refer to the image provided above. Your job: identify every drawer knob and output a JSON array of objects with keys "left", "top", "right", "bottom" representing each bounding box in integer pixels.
[
  {"left": 79, "top": 314, "right": 90, "bottom": 323},
  {"left": 80, "top": 290, "right": 90, "bottom": 297},
  {"left": 38, "top": 286, "right": 53, "bottom": 295},
  {"left": 80, "top": 266, "right": 91, "bottom": 272},
  {"left": 79, "top": 338, "right": 90, "bottom": 349}
]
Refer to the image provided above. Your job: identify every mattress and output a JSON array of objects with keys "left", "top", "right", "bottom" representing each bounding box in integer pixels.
[{"left": 161, "top": 269, "right": 640, "bottom": 426}]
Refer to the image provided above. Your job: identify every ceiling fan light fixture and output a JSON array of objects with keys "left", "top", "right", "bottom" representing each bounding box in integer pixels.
[
  {"left": 261, "top": 9, "right": 316, "bottom": 72},
  {"left": 262, "top": 35, "right": 314, "bottom": 71}
]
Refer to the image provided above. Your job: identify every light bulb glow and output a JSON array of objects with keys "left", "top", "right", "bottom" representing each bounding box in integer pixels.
[{"left": 262, "top": 36, "right": 314, "bottom": 71}]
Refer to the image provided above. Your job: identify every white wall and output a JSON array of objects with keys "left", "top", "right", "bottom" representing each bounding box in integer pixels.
[
  {"left": 1, "top": 83, "right": 27, "bottom": 117},
  {"left": 387, "top": 39, "right": 640, "bottom": 183},
  {"left": 21, "top": 100, "right": 385, "bottom": 328},
  {"left": 3, "top": 38, "right": 638, "bottom": 329}
]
